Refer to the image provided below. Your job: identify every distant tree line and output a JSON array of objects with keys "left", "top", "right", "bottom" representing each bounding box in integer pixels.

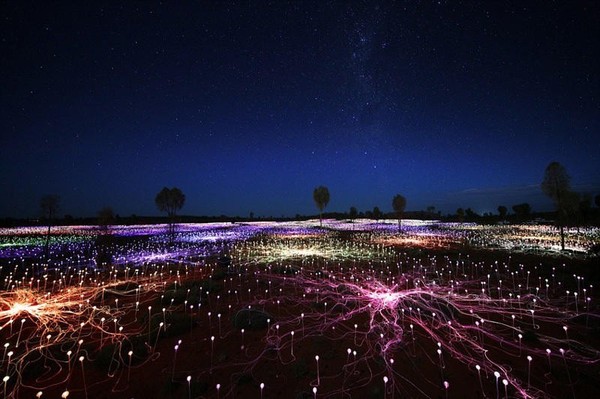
[
  {"left": 3, "top": 161, "right": 599, "bottom": 241},
  {"left": 13, "top": 193, "right": 599, "bottom": 231}
]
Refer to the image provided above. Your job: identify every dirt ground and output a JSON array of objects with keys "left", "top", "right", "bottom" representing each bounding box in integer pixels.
[{"left": 8, "top": 231, "right": 600, "bottom": 399}]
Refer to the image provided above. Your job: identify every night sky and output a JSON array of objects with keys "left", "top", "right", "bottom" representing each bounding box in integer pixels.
[{"left": 1, "top": 1, "right": 598, "bottom": 219}]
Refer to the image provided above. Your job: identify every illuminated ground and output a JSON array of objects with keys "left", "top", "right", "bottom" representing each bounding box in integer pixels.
[{"left": 0, "top": 220, "right": 598, "bottom": 398}]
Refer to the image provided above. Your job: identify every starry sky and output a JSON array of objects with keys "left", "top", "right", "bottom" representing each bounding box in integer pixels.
[{"left": 1, "top": 1, "right": 599, "bottom": 219}]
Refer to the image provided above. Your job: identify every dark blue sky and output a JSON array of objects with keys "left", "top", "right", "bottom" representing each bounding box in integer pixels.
[{"left": 1, "top": 1, "right": 598, "bottom": 218}]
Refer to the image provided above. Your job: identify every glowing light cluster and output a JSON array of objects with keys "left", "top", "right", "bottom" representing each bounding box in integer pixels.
[{"left": 366, "top": 289, "right": 403, "bottom": 309}]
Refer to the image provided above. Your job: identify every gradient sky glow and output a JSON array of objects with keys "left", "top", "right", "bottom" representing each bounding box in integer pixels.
[{"left": 1, "top": 2, "right": 599, "bottom": 218}]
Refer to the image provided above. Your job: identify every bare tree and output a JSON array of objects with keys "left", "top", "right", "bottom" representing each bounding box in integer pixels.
[
  {"left": 40, "top": 194, "right": 60, "bottom": 262},
  {"left": 512, "top": 203, "right": 531, "bottom": 221},
  {"left": 497, "top": 205, "right": 508, "bottom": 221},
  {"left": 465, "top": 208, "right": 479, "bottom": 221},
  {"left": 155, "top": 187, "right": 185, "bottom": 240},
  {"left": 313, "top": 186, "right": 330, "bottom": 227},
  {"left": 541, "top": 161, "right": 572, "bottom": 250},
  {"left": 392, "top": 194, "right": 406, "bottom": 232}
]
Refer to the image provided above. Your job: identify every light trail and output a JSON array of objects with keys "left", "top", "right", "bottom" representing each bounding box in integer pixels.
[{"left": 0, "top": 221, "right": 597, "bottom": 398}]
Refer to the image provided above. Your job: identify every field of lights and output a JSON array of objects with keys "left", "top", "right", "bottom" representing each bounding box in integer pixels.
[{"left": 0, "top": 220, "right": 598, "bottom": 398}]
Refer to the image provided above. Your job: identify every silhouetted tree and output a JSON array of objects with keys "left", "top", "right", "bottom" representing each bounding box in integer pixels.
[
  {"left": 313, "top": 186, "right": 330, "bottom": 227},
  {"left": 595, "top": 194, "right": 600, "bottom": 208},
  {"left": 498, "top": 205, "right": 508, "bottom": 220},
  {"left": 392, "top": 194, "right": 406, "bottom": 232},
  {"left": 512, "top": 203, "right": 531, "bottom": 221},
  {"left": 465, "top": 208, "right": 479, "bottom": 220},
  {"left": 155, "top": 187, "right": 185, "bottom": 240},
  {"left": 40, "top": 194, "right": 60, "bottom": 262},
  {"left": 372, "top": 206, "right": 382, "bottom": 222},
  {"left": 349, "top": 206, "right": 358, "bottom": 222},
  {"left": 541, "top": 161, "right": 573, "bottom": 250},
  {"left": 456, "top": 208, "right": 465, "bottom": 222}
]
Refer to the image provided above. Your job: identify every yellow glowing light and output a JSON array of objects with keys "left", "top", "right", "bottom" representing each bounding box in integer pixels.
[
  {"left": 9, "top": 302, "right": 34, "bottom": 315},
  {"left": 279, "top": 248, "right": 324, "bottom": 257}
]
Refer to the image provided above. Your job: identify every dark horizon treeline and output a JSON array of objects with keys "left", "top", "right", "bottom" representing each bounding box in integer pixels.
[
  {"left": 3, "top": 160, "right": 600, "bottom": 229},
  {"left": 2, "top": 204, "right": 600, "bottom": 228}
]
